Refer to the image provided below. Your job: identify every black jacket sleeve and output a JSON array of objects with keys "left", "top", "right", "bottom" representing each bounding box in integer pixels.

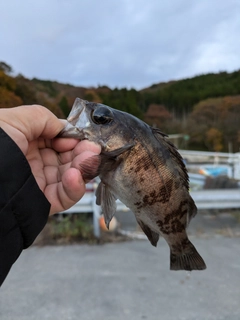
[{"left": 0, "top": 128, "right": 50, "bottom": 286}]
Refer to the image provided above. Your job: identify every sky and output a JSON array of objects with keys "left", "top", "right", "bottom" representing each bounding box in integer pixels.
[{"left": 0, "top": 0, "right": 239, "bottom": 90}]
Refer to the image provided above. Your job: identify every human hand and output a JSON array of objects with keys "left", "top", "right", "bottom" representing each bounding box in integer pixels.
[{"left": 0, "top": 105, "right": 101, "bottom": 214}]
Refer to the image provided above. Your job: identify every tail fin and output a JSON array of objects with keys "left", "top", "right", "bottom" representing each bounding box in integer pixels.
[{"left": 170, "top": 242, "right": 206, "bottom": 271}]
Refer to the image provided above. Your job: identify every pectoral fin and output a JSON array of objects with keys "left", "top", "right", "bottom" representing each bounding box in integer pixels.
[
  {"left": 102, "top": 143, "right": 134, "bottom": 157},
  {"left": 136, "top": 219, "right": 160, "bottom": 247},
  {"left": 79, "top": 144, "right": 134, "bottom": 180},
  {"left": 79, "top": 155, "right": 102, "bottom": 181},
  {"left": 96, "top": 182, "right": 117, "bottom": 229}
]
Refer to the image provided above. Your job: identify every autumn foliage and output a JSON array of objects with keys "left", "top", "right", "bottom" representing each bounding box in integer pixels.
[
  {"left": 186, "top": 96, "right": 240, "bottom": 151},
  {"left": 0, "top": 71, "right": 23, "bottom": 108}
]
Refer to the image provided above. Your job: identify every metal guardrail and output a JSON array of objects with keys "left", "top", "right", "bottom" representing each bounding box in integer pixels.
[
  {"left": 191, "top": 189, "right": 240, "bottom": 209},
  {"left": 60, "top": 188, "right": 240, "bottom": 238}
]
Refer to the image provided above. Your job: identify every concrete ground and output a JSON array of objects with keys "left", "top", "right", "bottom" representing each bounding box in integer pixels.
[{"left": 1, "top": 211, "right": 240, "bottom": 320}]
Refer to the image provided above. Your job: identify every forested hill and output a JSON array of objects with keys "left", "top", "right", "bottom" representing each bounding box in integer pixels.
[
  {"left": 1, "top": 61, "right": 240, "bottom": 152},
  {"left": 141, "top": 71, "right": 240, "bottom": 115}
]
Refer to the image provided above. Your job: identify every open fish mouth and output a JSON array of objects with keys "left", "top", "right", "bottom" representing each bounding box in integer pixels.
[{"left": 59, "top": 98, "right": 90, "bottom": 139}]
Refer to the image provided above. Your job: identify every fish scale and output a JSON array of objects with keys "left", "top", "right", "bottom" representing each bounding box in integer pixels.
[{"left": 59, "top": 97, "right": 206, "bottom": 271}]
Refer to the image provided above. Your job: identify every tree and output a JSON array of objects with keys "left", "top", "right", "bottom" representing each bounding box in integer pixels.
[
  {"left": 0, "top": 70, "right": 22, "bottom": 108},
  {"left": 15, "top": 76, "right": 36, "bottom": 104},
  {"left": 0, "top": 62, "right": 13, "bottom": 74},
  {"left": 58, "top": 96, "right": 70, "bottom": 117},
  {"left": 84, "top": 89, "right": 102, "bottom": 103},
  {"left": 99, "top": 88, "right": 143, "bottom": 119},
  {"left": 0, "top": 70, "right": 16, "bottom": 91},
  {"left": 144, "top": 104, "right": 172, "bottom": 130},
  {"left": 186, "top": 96, "right": 240, "bottom": 151},
  {"left": 0, "top": 87, "right": 22, "bottom": 108},
  {"left": 205, "top": 128, "right": 223, "bottom": 151}
]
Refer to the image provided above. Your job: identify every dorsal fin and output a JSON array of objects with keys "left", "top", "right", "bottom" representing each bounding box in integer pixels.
[{"left": 151, "top": 127, "right": 189, "bottom": 190}]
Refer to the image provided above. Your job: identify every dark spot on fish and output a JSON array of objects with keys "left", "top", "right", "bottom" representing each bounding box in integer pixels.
[
  {"left": 158, "top": 179, "right": 173, "bottom": 204},
  {"left": 140, "top": 177, "right": 145, "bottom": 183},
  {"left": 156, "top": 219, "right": 163, "bottom": 228},
  {"left": 156, "top": 219, "right": 172, "bottom": 235},
  {"left": 158, "top": 185, "right": 170, "bottom": 204},
  {"left": 164, "top": 200, "right": 188, "bottom": 225},
  {"left": 137, "top": 190, "right": 141, "bottom": 194},
  {"left": 143, "top": 192, "right": 160, "bottom": 206},
  {"left": 135, "top": 179, "right": 174, "bottom": 210},
  {"left": 171, "top": 219, "right": 184, "bottom": 233},
  {"left": 134, "top": 201, "right": 142, "bottom": 207},
  {"left": 174, "top": 180, "right": 181, "bottom": 189},
  {"left": 134, "top": 155, "right": 151, "bottom": 173},
  {"left": 156, "top": 200, "right": 189, "bottom": 235},
  {"left": 157, "top": 219, "right": 184, "bottom": 235},
  {"left": 143, "top": 195, "right": 148, "bottom": 202},
  {"left": 150, "top": 191, "right": 156, "bottom": 198}
]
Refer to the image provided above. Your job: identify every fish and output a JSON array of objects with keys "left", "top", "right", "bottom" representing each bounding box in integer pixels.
[{"left": 59, "top": 97, "right": 206, "bottom": 271}]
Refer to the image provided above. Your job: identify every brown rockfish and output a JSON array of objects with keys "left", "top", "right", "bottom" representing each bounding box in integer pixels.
[{"left": 60, "top": 98, "right": 206, "bottom": 271}]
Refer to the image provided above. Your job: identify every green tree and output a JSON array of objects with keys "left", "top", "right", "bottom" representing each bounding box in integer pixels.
[
  {"left": 58, "top": 96, "right": 70, "bottom": 117},
  {"left": 15, "top": 76, "right": 36, "bottom": 104}
]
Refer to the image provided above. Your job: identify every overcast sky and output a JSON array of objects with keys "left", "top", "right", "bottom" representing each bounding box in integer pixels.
[{"left": 0, "top": 0, "right": 239, "bottom": 90}]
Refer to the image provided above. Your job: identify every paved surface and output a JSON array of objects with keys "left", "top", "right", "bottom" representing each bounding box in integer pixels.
[{"left": 1, "top": 222, "right": 240, "bottom": 320}]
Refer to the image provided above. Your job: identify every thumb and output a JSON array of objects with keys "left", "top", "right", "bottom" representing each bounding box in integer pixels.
[{"left": 0, "top": 105, "right": 64, "bottom": 141}]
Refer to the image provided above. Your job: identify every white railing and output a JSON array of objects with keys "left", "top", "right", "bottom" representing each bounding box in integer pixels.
[{"left": 179, "top": 149, "right": 240, "bottom": 179}]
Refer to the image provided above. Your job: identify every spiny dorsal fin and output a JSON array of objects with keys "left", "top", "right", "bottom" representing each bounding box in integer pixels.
[{"left": 151, "top": 127, "right": 189, "bottom": 190}]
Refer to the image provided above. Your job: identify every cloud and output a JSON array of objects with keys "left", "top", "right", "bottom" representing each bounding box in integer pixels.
[{"left": 0, "top": 0, "right": 239, "bottom": 89}]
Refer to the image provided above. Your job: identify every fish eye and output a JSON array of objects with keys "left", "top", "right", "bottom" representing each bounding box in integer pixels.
[{"left": 91, "top": 106, "right": 113, "bottom": 125}]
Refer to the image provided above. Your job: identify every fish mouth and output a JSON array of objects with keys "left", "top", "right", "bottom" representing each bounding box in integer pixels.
[
  {"left": 58, "top": 98, "right": 90, "bottom": 139},
  {"left": 59, "top": 122, "right": 85, "bottom": 139}
]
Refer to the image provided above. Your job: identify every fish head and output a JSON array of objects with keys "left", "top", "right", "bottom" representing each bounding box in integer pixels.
[{"left": 60, "top": 97, "right": 139, "bottom": 151}]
